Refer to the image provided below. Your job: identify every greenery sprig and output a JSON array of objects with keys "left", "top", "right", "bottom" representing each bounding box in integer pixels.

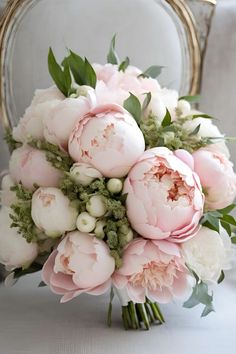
[
  {"left": 200, "top": 204, "right": 236, "bottom": 237},
  {"left": 29, "top": 139, "right": 73, "bottom": 172},
  {"left": 183, "top": 267, "right": 214, "bottom": 317},
  {"left": 4, "top": 128, "right": 21, "bottom": 152},
  {"left": 9, "top": 184, "right": 38, "bottom": 243}
]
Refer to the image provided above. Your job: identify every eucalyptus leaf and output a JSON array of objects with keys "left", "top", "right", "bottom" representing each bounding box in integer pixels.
[
  {"left": 123, "top": 93, "right": 142, "bottom": 124},
  {"left": 118, "top": 57, "right": 130, "bottom": 72},
  {"left": 139, "top": 65, "right": 164, "bottom": 79},
  {"left": 201, "top": 303, "right": 215, "bottom": 317},
  {"left": 107, "top": 34, "right": 119, "bottom": 65}
]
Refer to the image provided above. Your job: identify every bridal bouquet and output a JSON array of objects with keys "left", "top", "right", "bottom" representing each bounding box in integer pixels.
[{"left": 1, "top": 36, "right": 236, "bottom": 330}]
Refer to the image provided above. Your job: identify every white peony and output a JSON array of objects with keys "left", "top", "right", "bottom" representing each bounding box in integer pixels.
[
  {"left": 31, "top": 187, "right": 78, "bottom": 237},
  {"left": 0, "top": 208, "right": 38, "bottom": 270},
  {"left": 182, "top": 226, "right": 235, "bottom": 284}
]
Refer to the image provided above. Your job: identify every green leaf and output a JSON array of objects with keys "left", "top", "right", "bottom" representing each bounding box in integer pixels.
[
  {"left": 123, "top": 93, "right": 142, "bottom": 124},
  {"left": 231, "top": 236, "right": 236, "bottom": 244},
  {"left": 217, "top": 270, "right": 225, "bottom": 284},
  {"left": 192, "top": 114, "right": 214, "bottom": 120},
  {"left": 220, "top": 214, "right": 236, "bottom": 226},
  {"left": 48, "top": 47, "right": 67, "bottom": 96},
  {"left": 217, "top": 204, "right": 236, "bottom": 215},
  {"left": 189, "top": 124, "right": 201, "bottom": 136},
  {"left": 84, "top": 58, "right": 97, "bottom": 88},
  {"left": 183, "top": 279, "right": 214, "bottom": 318},
  {"left": 118, "top": 57, "right": 130, "bottom": 72},
  {"left": 200, "top": 213, "right": 220, "bottom": 232},
  {"left": 201, "top": 303, "right": 215, "bottom": 317},
  {"left": 63, "top": 61, "right": 72, "bottom": 96},
  {"left": 179, "top": 95, "right": 200, "bottom": 103},
  {"left": 139, "top": 65, "right": 164, "bottom": 79},
  {"left": 66, "top": 50, "right": 85, "bottom": 85},
  {"left": 221, "top": 221, "right": 232, "bottom": 236},
  {"left": 38, "top": 281, "right": 47, "bottom": 288},
  {"left": 142, "top": 92, "right": 152, "bottom": 112},
  {"left": 107, "top": 34, "right": 119, "bottom": 65},
  {"left": 161, "top": 109, "right": 172, "bottom": 127}
]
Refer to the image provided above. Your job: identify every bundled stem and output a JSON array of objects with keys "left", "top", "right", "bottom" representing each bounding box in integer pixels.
[{"left": 108, "top": 297, "right": 165, "bottom": 330}]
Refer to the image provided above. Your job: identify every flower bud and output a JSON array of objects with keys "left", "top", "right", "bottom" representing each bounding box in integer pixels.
[
  {"left": 107, "top": 178, "right": 123, "bottom": 194},
  {"left": 177, "top": 99, "right": 191, "bottom": 117},
  {"left": 86, "top": 195, "right": 107, "bottom": 217},
  {"left": 31, "top": 187, "right": 78, "bottom": 237},
  {"left": 94, "top": 220, "right": 106, "bottom": 239},
  {"left": 76, "top": 212, "right": 96, "bottom": 233},
  {"left": 70, "top": 162, "right": 102, "bottom": 186}
]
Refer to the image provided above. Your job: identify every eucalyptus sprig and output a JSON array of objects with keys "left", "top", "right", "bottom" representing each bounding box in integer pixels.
[
  {"left": 4, "top": 128, "right": 21, "bottom": 152},
  {"left": 183, "top": 268, "right": 214, "bottom": 317}
]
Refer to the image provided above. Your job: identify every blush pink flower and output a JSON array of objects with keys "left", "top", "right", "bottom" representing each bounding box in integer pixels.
[
  {"left": 113, "top": 238, "right": 188, "bottom": 303},
  {"left": 13, "top": 86, "right": 64, "bottom": 143},
  {"left": 42, "top": 231, "right": 115, "bottom": 303},
  {"left": 9, "top": 145, "right": 62, "bottom": 190},
  {"left": 193, "top": 148, "right": 236, "bottom": 210},
  {"left": 123, "top": 147, "right": 204, "bottom": 242},
  {"left": 43, "top": 90, "right": 95, "bottom": 150},
  {"left": 68, "top": 104, "right": 145, "bottom": 177}
]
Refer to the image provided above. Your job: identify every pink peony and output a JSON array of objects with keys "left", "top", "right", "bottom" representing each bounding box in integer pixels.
[
  {"left": 43, "top": 91, "right": 96, "bottom": 150},
  {"left": 113, "top": 238, "right": 188, "bottom": 303},
  {"left": 68, "top": 104, "right": 145, "bottom": 177},
  {"left": 9, "top": 145, "right": 62, "bottom": 190},
  {"left": 42, "top": 231, "right": 115, "bottom": 302},
  {"left": 123, "top": 147, "right": 204, "bottom": 242},
  {"left": 193, "top": 148, "right": 236, "bottom": 210},
  {"left": 13, "top": 86, "right": 64, "bottom": 143}
]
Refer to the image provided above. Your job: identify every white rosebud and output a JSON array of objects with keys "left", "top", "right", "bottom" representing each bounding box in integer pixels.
[
  {"left": 177, "top": 99, "right": 191, "bottom": 116},
  {"left": 86, "top": 195, "right": 107, "bottom": 217},
  {"left": 107, "top": 178, "right": 123, "bottom": 194},
  {"left": 0, "top": 208, "right": 38, "bottom": 270},
  {"left": 76, "top": 212, "right": 96, "bottom": 233},
  {"left": 70, "top": 162, "right": 102, "bottom": 186},
  {"left": 94, "top": 219, "right": 106, "bottom": 239},
  {"left": 31, "top": 187, "right": 78, "bottom": 237}
]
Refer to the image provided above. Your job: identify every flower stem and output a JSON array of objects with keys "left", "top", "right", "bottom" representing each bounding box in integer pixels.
[
  {"left": 128, "top": 301, "right": 140, "bottom": 329},
  {"left": 122, "top": 306, "right": 132, "bottom": 330},
  {"left": 136, "top": 303, "right": 150, "bottom": 330},
  {"left": 147, "top": 299, "right": 165, "bottom": 323}
]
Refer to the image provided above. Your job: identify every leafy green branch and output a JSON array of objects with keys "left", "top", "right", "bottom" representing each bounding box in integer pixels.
[
  {"left": 200, "top": 204, "right": 236, "bottom": 236},
  {"left": 183, "top": 268, "right": 214, "bottom": 317}
]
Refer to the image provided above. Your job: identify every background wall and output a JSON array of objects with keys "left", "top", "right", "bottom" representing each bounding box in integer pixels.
[{"left": 0, "top": 0, "right": 236, "bottom": 171}]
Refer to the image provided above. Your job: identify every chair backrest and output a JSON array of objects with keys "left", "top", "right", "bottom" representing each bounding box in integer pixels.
[{"left": 0, "top": 0, "right": 216, "bottom": 161}]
